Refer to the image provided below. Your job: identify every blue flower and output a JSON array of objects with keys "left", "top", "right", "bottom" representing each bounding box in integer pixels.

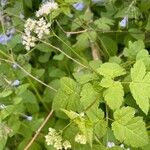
[
  {"left": 73, "top": 2, "right": 85, "bottom": 11},
  {"left": 0, "top": 34, "right": 12, "bottom": 45},
  {"left": 11, "top": 80, "right": 20, "bottom": 87},
  {"left": 119, "top": 16, "right": 128, "bottom": 28}
]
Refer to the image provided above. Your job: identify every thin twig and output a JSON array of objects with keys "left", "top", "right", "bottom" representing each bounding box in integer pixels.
[
  {"left": 0, "top": 57, "right": 57, "bottom": 92},
  {"left": 24, "top": 110, "right": 54, "bottom": 150}
]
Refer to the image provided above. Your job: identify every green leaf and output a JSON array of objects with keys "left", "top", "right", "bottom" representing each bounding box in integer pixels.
[
  {"left": 52, "top": 77, "right": 81, "bottom": 118},
  {"left": 130, "top": 61, "right": 150, "bottom": 114},
  {"left": 94, "top": 17, "right": 114, "bottom": 31},
  {"left": 62, "top": 109, "right": 80, "bottom": 120},
  {"left": 49, "top": 67, "right": 66, "bottom": 78},
  {"left": 129, "top": 28, "right": 145, "bottom": 40},
  {"left": 100, "top": 36, "right": 118, "bottom": 56},
  {"left": 36, "top": 43, "right": 53, "bottom": 53},
  {"left": 73, "top": 32, "right": 89, "bottom": 52},
  {"left": 112, "top": 107, "right": 148, "bottom": 147},
  {"left": 21, "top": 90, "right": 39, "bottom": 114},
  {"left": 53, "top": 53, "right": 64, "bottom": 61},
  {"left": 73, "top": 72, "right": 98, "bottom": 84},
  {"left": 0, "top": 105, "right": 14, "bottom": 120},
  {"left": 0, "top": 90, "right": 13, "bottom": 98},
  {"left": 136, "top": 50, "right": 150, "bottom": 69},
  {"left": 97, "top": 62, "right": 126, "bottom": 78},
  {"left": 103, "top": 81, "right": 124, "bottom": 110},
  {"left": 80, "top": 83, "right": 100, "bottom": 109},
  {"left": 123, "top": 40, "right": 145, "bottom": 60},
  {"left": 100, "top": 77, "right": 114, "bottom": 88},
  {"left": 7, "top": 34, "right": 22, "bottom": 49}
]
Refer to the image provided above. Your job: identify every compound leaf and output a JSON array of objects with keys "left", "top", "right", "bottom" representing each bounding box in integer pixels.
[
  {"left": 130, "top": 61, "right": 150, "bottom": 114},
  {"left": 112, "top": 107, "right": 148, "bottom": 147}
]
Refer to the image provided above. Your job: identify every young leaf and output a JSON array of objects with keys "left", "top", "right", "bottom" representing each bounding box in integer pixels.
[
  {"left": 97, "top": 63, "right": 126, "bottom": 78},
  {"left": 112, "top": 107, "right": 148, "bottom": 147},
  {"left": 130, "top": 60, "right": 150, "bottom": 114},
  {"left": 103, "top": 81, "right": 124, "bottom": 110},
  {"left": 62, "top": 109, "right": 93, "bottom": 147}
]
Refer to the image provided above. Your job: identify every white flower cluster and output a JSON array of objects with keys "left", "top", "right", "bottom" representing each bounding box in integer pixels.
[
  {"left": 75, "top": 133, "right": 86, "bottom": 144},
  {"left": 22, "top": 18, "right": 50, "bottom": 50},
  {"left": 107, "top": 142, "right": 130, "bottom": 150},
  {"left": 36, "top": 1, "right": 58, "bottom": 17},
  {"left": 45, "top": 128, "right": 71, "bottom": 150},
  {"left": 34, "top": 18, "right": 50, "bottom": 39}
]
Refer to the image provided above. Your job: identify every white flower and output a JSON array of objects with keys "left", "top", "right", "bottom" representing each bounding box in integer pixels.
[
  {"left": 53, "top": 141, "right": 62, "bottom": 150},
  {"left": 63, "top": 140, "right": 71, "bottom": 150},
  {"left": 34, "top": 18, "right": 50, "bottom": 39},
  {"left": 79, "top": 112, "right": 85, "bottom": 118},
  {"left": 45, "top": 127, "right": 63, "bottom": 149},
  {"left": 24, "top": 18, "right": 36, "bottom": 33},
  {"left": 45, "top": 134, "right": 55, "bottom": 145},
  {"left": 107, "top": 141, "right": 115, "bottom": 148},
  {"left": 22, "top": 34, "right": 36, "bottom": 50},
  {"left": 26, "top": 116, "right": 32, "bottom": 121},
  {"left": 126, "top": 148, "right": 130, "bottom": 150},
  {"left": 119, "top": 16, "right": 128, "bottom": 28},
  {"left": 36, "top": 1, "right": 58, "bottom": 17},
  {"left": 75, "top": 133, "right": 86, "bottom": 144},
  {"left": 120, "top": 144, "right": 124, "bottom": 148},
  {"left": 48, "top": 127, "right": 56, "bottom": 135}
]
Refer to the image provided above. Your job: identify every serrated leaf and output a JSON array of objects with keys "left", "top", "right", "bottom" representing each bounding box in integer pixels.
[
  {"left": 130, "top": 61, "right": 150, "bottom": 114},
  {"left": 136, "top": 50, "right": 150, "bottom": 69},
  {"left": 97, "top": 63, "right": 126, "bottom": 78},
  {"left": 112, "top": 107, "right": 148, "bottom": 147},
  {"left": 52, "top": 77, "right": 81, "bottom": 118},
  {"left": 80, "top": 83, "right": 100, "bottom": 109},
  {"left": 73, "top": 73, "right": 98, "bottom": 84},
  {"left": 103, "top": 81, "right": 124, "bottom": 110},
  {"left": 100, "top": 78, "right": 114, "bottom": 88},
  {"left": 94, "top": 17, "right": 114, "bottom": 31},
  {"left": 123, "top": 40, "right": 145, "bottom": 60}
]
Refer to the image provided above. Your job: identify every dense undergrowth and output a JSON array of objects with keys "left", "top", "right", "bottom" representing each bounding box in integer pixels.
[{"left": 0, "top": 0, "right": 150, "bottom": 150}]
